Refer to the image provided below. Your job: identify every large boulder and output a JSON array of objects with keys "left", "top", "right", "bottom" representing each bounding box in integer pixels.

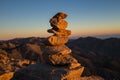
[
  {"left": 11, "top": 63, "right": 84, "bottom": 80},
  {"left": 0, "top": 72, "right": 14, "bottom": 80}
]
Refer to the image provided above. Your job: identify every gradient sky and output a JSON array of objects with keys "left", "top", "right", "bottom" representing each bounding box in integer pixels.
[{"left": 0, "top": 0, "right": 120, "bottom": 40}]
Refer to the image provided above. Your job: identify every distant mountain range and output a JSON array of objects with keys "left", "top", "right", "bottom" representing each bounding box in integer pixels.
[
  {"left": 68, "top": 37, "right": 120, "bottom": 57},
  {"left": 0, "top": 37, "right": 120, "bottom": 80}
]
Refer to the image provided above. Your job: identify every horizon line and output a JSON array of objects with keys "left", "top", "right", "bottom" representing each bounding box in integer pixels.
[{"left": 0, "top": 34, "right": 120, "bottom": 41}]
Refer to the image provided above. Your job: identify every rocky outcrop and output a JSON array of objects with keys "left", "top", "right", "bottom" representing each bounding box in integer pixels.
[
  {"left": 11, "top": 63, "right": 84, "bottom": 80},
  {"left": 67, "top": 37, "right": 120, "bottom": 79},
  {"left": 0, "top": 49, "right": 13, "bottom": 75},
  {"left": 43, "top": 12, "right": 83, "bottom": 69},
  {"left": 11, "top": 12, "right": 84, "bottom": 80},
  {"left": 1, "top": 36, "right": 120, "bottom": 79},
  {"left": 80, "top": 76, "right": 104, "bottom": 80},
  {"left": 0, "top": 72, "right": 14, "bottom": 80}
]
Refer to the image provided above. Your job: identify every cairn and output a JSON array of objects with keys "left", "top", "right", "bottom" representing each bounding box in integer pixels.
[
  {"left": 43, "top": 12, "right": 82, "bottom": 69},
  {"left": 11, "top": 12, "right": 84, "bottom": 80},
  {"left": 42, "top": 12, "right": 84, "bottom": 79}
]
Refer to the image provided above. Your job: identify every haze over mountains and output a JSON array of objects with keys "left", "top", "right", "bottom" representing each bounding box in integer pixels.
[{"left": 0, "top": 37, "right": 120, "bottom": 80}]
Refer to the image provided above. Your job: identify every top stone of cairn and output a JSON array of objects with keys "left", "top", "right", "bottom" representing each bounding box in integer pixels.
[
  {"left": 49, "top": 12, "right": 68, "bottom": 30},
  {"left": 47, "top": 12, "right": 71, "bottom": 46}
]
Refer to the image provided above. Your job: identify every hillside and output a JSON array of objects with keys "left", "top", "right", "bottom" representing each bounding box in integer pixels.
[
  {"left": 0, "top": 37, "right": 120, "bottom": 80},
  {"left": 67, "top": 37, "right": 120, "bottom": 79}
]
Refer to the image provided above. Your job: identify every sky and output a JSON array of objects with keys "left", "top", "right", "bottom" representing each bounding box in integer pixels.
[{"left": 0, "top": 0, "right": 120, "bottom": 40}]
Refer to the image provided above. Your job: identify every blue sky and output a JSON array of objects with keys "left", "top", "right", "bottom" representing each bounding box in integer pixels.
[{"left": 0, "top": 0, "right": 120, "bottom": 40}]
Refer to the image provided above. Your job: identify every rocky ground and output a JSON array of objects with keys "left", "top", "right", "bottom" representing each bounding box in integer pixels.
[{"left": 0, "top": 37, "right": 120, "bottom": 80}]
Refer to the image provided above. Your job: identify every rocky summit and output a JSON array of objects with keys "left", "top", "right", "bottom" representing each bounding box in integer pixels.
[
  {"left": 1, "top": 37, "right": 120, "bottom": 80},
  {"left": 11, "top": 63, "right": 84, "bottom": 80},
  {"left": 11, "top": 12, "right": 84, "bottom": 80},
  {"left": 44, "top": 12, "right": 84, "bottom": 70}
]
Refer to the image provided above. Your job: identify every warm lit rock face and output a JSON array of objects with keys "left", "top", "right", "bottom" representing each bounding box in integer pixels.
[
  {"left": 47, "top": 12, "right": 71, "bottom": 46},
  {"left": 11, "top": 12, "right": 84, "bottom": 80},
  {"left": 0, "top": 72, "right": 14, "bottom": 80},
  {"left": 44, "top": 12, "right": 83, "bottom": 70},
  {"left": 11, "top": 63, "right": 84, "bottom": 80}
]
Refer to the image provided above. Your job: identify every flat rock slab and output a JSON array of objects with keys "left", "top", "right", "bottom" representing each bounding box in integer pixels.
[
  {"left": 0, "top": 72, "right": 14, "bottom": 80},
  {"left": 48, "top": 36, "right": 68, "bottom": 46},
  {"left": 43, "top": 45, "right": 71, "bottom": 55},
  {"left": 11, "top": 63, "right": 84, "bottom": 80}
]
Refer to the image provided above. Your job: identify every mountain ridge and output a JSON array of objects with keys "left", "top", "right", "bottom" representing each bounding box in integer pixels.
[{"left": 0, "top": 36, "right": 120, "bottom": 80}]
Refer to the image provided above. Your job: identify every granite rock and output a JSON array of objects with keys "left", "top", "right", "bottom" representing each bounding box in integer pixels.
[
  {"left": 11, "top": 63, "right": 84, "bottom": 80},
  {"left": 48, "top": 36, "right": 68, "bottom": 46},
  {"left": 43, "top": 45, "right": 71, "bottom": 55},
  {"left": 48, "top": 29, "right": 71, "bottom": 37},
  {"left": 11, "top": 12, "right": 84, "bottom": 80},
  {"left": 49, "top": 12, "right": 68, "bottom": 29}
]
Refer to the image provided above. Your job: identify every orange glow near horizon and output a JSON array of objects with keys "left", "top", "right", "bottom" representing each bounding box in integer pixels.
[
  {"left": 1, "top": 30, "right": 120, "bottom": 40},
  {"left": 0, "top": 33, "right": 50, "bottom": 40},
  {"left": 0, "top": 0, "right": 120, "bottom": 40},
  {"left": 0, "top": 23, "right": 120, "bottom": 40},
  {"left": 72, "top": 27, "right": 120, "bottom": 36}
]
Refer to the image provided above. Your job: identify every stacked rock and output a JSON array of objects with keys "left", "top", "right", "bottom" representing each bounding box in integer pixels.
[
  {"left": 11, "top": 12, "right": 84, "bottom": 80},
  {"left": 43, "top": 12, "right": 83, "bottom": 69}
]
